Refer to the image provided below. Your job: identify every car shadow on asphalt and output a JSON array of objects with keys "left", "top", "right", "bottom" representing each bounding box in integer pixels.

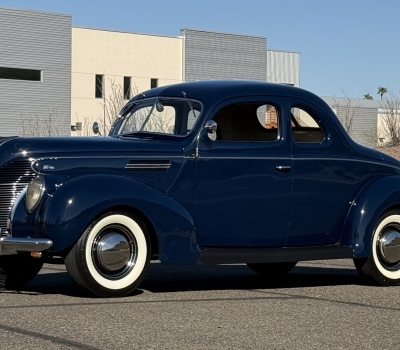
[
  {"left": 140, "top": 263, "right": 366, "bottom": 293},
  {"left": 8, "top": 263, "right": 368, "bottom": 298}
]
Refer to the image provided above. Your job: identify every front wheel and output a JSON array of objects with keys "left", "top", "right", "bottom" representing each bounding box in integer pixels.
[
  {"left": 354, "top": 209, "right": 400, "bottom": 286},
  {"left": 0, "top": 254, "right": 43, "bottom": 290},
  {"left": 247, "top": 261, "right": 297, "bottom": 276},
  {"left": 65, "top": 212, "right": 151, "bottom": 297}
]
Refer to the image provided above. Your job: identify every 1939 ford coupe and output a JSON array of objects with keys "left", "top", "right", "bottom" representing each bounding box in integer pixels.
[{"left": 1, "top": 80, "right": 400, "bottom": 297}]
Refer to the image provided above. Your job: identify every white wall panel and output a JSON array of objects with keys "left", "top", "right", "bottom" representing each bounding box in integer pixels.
[{"left": 267, "top": 50, "right": 300, "bottom": 87}]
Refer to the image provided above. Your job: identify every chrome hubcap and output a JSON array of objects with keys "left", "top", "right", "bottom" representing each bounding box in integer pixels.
[
  {"left": 92, "top": 224, "right": 137, "bottom": 280},
  {"left": 96, "top": 233, "right": 130, "bottom": 271},
  {"left": 378, "top": 227, "right": 400, "bottom": 265}
]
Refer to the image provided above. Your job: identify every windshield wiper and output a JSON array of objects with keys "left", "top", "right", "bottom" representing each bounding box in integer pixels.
[
  {"left": 139, "top": 99, "right": 157, "bottom": 131},
  {"left": 181, "top": 91, "right": 197, "bottom": 118}
]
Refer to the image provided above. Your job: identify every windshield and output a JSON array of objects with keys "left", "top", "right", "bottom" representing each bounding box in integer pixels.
[{"left": 115, "top": 98, "right": 202, "bottom": 137}]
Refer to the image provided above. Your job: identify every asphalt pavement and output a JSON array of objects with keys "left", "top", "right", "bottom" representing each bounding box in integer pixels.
[{"left": 0, "top": 259, "right": 399, "bottom": 350}]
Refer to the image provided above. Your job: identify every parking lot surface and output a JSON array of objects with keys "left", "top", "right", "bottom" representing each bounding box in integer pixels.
[{"left": 0, "top": 260, "right": 400, "bottom": 349}]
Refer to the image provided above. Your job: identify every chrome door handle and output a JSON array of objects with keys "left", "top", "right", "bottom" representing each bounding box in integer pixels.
[{"left": 276, "top": 165, "right": 291, "bottom": 172}]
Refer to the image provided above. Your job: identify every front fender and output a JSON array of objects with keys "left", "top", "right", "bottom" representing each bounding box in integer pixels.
[
  {"left": 39, "top": 174, "right": 198, "bottom": 263},
  {"left": 341, "top": 176, "right": 400, "bottom": 257}
]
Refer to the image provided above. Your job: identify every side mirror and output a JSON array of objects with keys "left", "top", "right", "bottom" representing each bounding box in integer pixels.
[
  {"left": 92, "top": 122, "right": 102, "bottom": 136},
  {"left": 204, "top": 120, "right": 217, "bottom": 141}
]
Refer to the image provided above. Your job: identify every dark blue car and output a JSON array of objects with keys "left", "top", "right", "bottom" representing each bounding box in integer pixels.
[{"left": 1, "top": 80, "right": 400, "bottom": 297}]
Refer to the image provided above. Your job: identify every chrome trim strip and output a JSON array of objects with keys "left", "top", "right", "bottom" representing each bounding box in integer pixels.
[
  {"left": 125, "top": 164, "right": 171, "bottom": 167},
  {"left": 197, "top": 156, "right": 400, "bottom": 170},
  {"left": 276, "top": 165, "right": 291, "bottom": 171},
  {"left": 198, "top": 156, "right": 292, "bottom": 160},
  {"left": 126, "top": 168, "right": 170, "bottom": 170},
  {"left": 0, "top": 136, "right": 19, "bottom": 147},
  {"left": 293, "top": 157, "right": 400, "bottom": 170},
  {"left": 34, "top": 156, "right": 184, "bottom": 159},
  {"left": 0, "top": 237, "right": 53, "bottom": 256},
  {"left": 125, "top": 166, "right": 170, "bottom": 170},
  {"left": 7, "top": 187, "right": 27, "bottom": 234}
]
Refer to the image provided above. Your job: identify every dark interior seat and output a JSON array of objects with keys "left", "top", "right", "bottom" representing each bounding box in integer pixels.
[{"left": 213, "top": 104, "right": 277, "bottom": 142}]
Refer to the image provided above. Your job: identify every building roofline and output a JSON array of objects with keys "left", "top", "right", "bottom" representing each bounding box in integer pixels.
[
  {"left": 73, "top": 25, "right": 182, "bottom": 39},
  {"left": 0, "top": 6, "right": 71, "bottom": 18},
  {"left": 321, "top": 96, "right": 383, "bottom": 108},
  {"left": 180, "top": 27, "right": 266, "bottom": 40},
  {"left": 267, "top": 48, "right": 301, "bottom": 54}
]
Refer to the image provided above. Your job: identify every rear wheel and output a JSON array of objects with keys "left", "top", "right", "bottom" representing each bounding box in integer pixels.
[
  {"left": 247, "top": 261, "right": 297, "bottom": 276},
  {"left": 354, "top": 210, "right": 400, "bottom": 286},
  {"left": 0, "top": 254, "right": 43, "bottom": 290},
  {"left": 65, "top": 212, "right": 151, "bottom": 297}
]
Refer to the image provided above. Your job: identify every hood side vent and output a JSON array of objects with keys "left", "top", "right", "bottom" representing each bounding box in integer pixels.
[{"left": 125, "top": 159, "right": 171, "bottom": 171}]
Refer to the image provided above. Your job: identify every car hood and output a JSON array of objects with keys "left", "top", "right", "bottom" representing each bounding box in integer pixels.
[{"left": 0, "top": 136, "right": 184, "bottom": 166}]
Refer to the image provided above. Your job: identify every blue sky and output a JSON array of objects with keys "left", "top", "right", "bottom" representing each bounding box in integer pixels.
[{"left": 1, "top": 0, "right": 399, "bottom": 98}]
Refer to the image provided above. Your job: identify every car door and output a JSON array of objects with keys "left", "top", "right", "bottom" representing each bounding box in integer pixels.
[
  {"left": 287, "top": 99, "right": 377, "bottom": 246},
  {"left": 193, "top": 97, "right": 292, "bottom": 247}
]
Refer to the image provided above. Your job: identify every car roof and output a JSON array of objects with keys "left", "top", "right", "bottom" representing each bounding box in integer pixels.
[{"left": 135, "top": 80, "right": 322, "bottom": 106}]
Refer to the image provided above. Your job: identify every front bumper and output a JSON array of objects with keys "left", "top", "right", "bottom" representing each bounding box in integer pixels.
[{"left": 0, "top": 236, "right": 53, "bottom": 256}]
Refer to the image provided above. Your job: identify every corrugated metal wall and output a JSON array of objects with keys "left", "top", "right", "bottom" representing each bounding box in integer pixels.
[
  {"left": 0, "top": 7, "right": 71, "bottom": 136},
  {"left": 181, "top": 28, "right": 267, "bottom": 82},
  {"left": 266, "top": 50, "right": 300, "bottom": 87},
  {"left": 321, "top": 97, "right": 379, "bottom": 147},
  {"left": 335, "top": 106, "right": 377, "bottom": 146}
]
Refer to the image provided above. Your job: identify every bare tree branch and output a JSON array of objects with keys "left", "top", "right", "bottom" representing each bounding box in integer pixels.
[
  {"left": 378, "top": 91, "right": 400, "bottom": 146},
  {"left": 331, "top": 91, "right": 360, "bottom": 135},
  {"left": 98, "top": 78, "right": 139, "bottom": 136},
  {"left": 19, "top": 108, "right": 62, "bottom": 137}
]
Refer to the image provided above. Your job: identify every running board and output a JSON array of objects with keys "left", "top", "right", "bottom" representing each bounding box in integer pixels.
[{"left": 198, "top": 245, "right": 354, "bottom": 264}]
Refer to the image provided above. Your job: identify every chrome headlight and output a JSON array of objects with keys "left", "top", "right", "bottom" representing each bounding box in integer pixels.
[{"left": 26, "top": 176, "right": 45, "bottom": 213}]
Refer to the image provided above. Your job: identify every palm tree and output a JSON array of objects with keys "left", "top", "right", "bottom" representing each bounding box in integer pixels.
[
  {"left": 377, "top": 86, "right": 388, "bottom": 100},
  {"left": 364, "top": 93, "right": 373, "bottom": 100}
]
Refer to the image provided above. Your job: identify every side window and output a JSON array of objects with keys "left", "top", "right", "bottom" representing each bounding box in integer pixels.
[
  {"left": 291, "top": 107, "right": 324, "bottom": 143},
  {"left": 213, "top": 103, "right": 279, "bottom": 142}
]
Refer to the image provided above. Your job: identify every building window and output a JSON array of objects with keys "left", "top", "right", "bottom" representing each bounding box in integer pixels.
[
  {"left": 95, "top": 74, "right": 104, "bottom": 98},
  {"left": 151, "top": 78, "right": 158, "bottom": 89},
  {"left": 0, "top": 67, "right": 41, "bottom": 81},
  {"left": 124, "top": 76, "right": 131, "bottom": 100}
]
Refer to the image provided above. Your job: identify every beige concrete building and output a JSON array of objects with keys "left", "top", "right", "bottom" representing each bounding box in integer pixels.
[{"left": 72, "top": 27, "right": 183, "bottom": 133}]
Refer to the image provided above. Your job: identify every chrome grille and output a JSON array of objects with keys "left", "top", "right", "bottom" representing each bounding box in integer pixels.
[{"left": 0, "top": 160, "right": 36, "bottom": 234}]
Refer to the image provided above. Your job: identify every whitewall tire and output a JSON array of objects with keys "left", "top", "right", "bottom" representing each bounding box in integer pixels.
[
  {"left": 354, "top": 210, "right": 400, "bottom": 286},
  {"left": 65, "top": 212, "right": 151, "bottom": 297}
]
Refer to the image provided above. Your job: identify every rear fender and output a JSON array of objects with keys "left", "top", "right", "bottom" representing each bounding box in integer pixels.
[{"left": 341, "top": 176, "right": 400, "bottom": 257}]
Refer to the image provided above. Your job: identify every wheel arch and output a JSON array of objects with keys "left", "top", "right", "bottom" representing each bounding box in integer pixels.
[
  {"left": 38, "top": 174, "right": 198, "bottom": 264},
  {"left": 341, "top": 175, "right": 400, "bottom": 258}
]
